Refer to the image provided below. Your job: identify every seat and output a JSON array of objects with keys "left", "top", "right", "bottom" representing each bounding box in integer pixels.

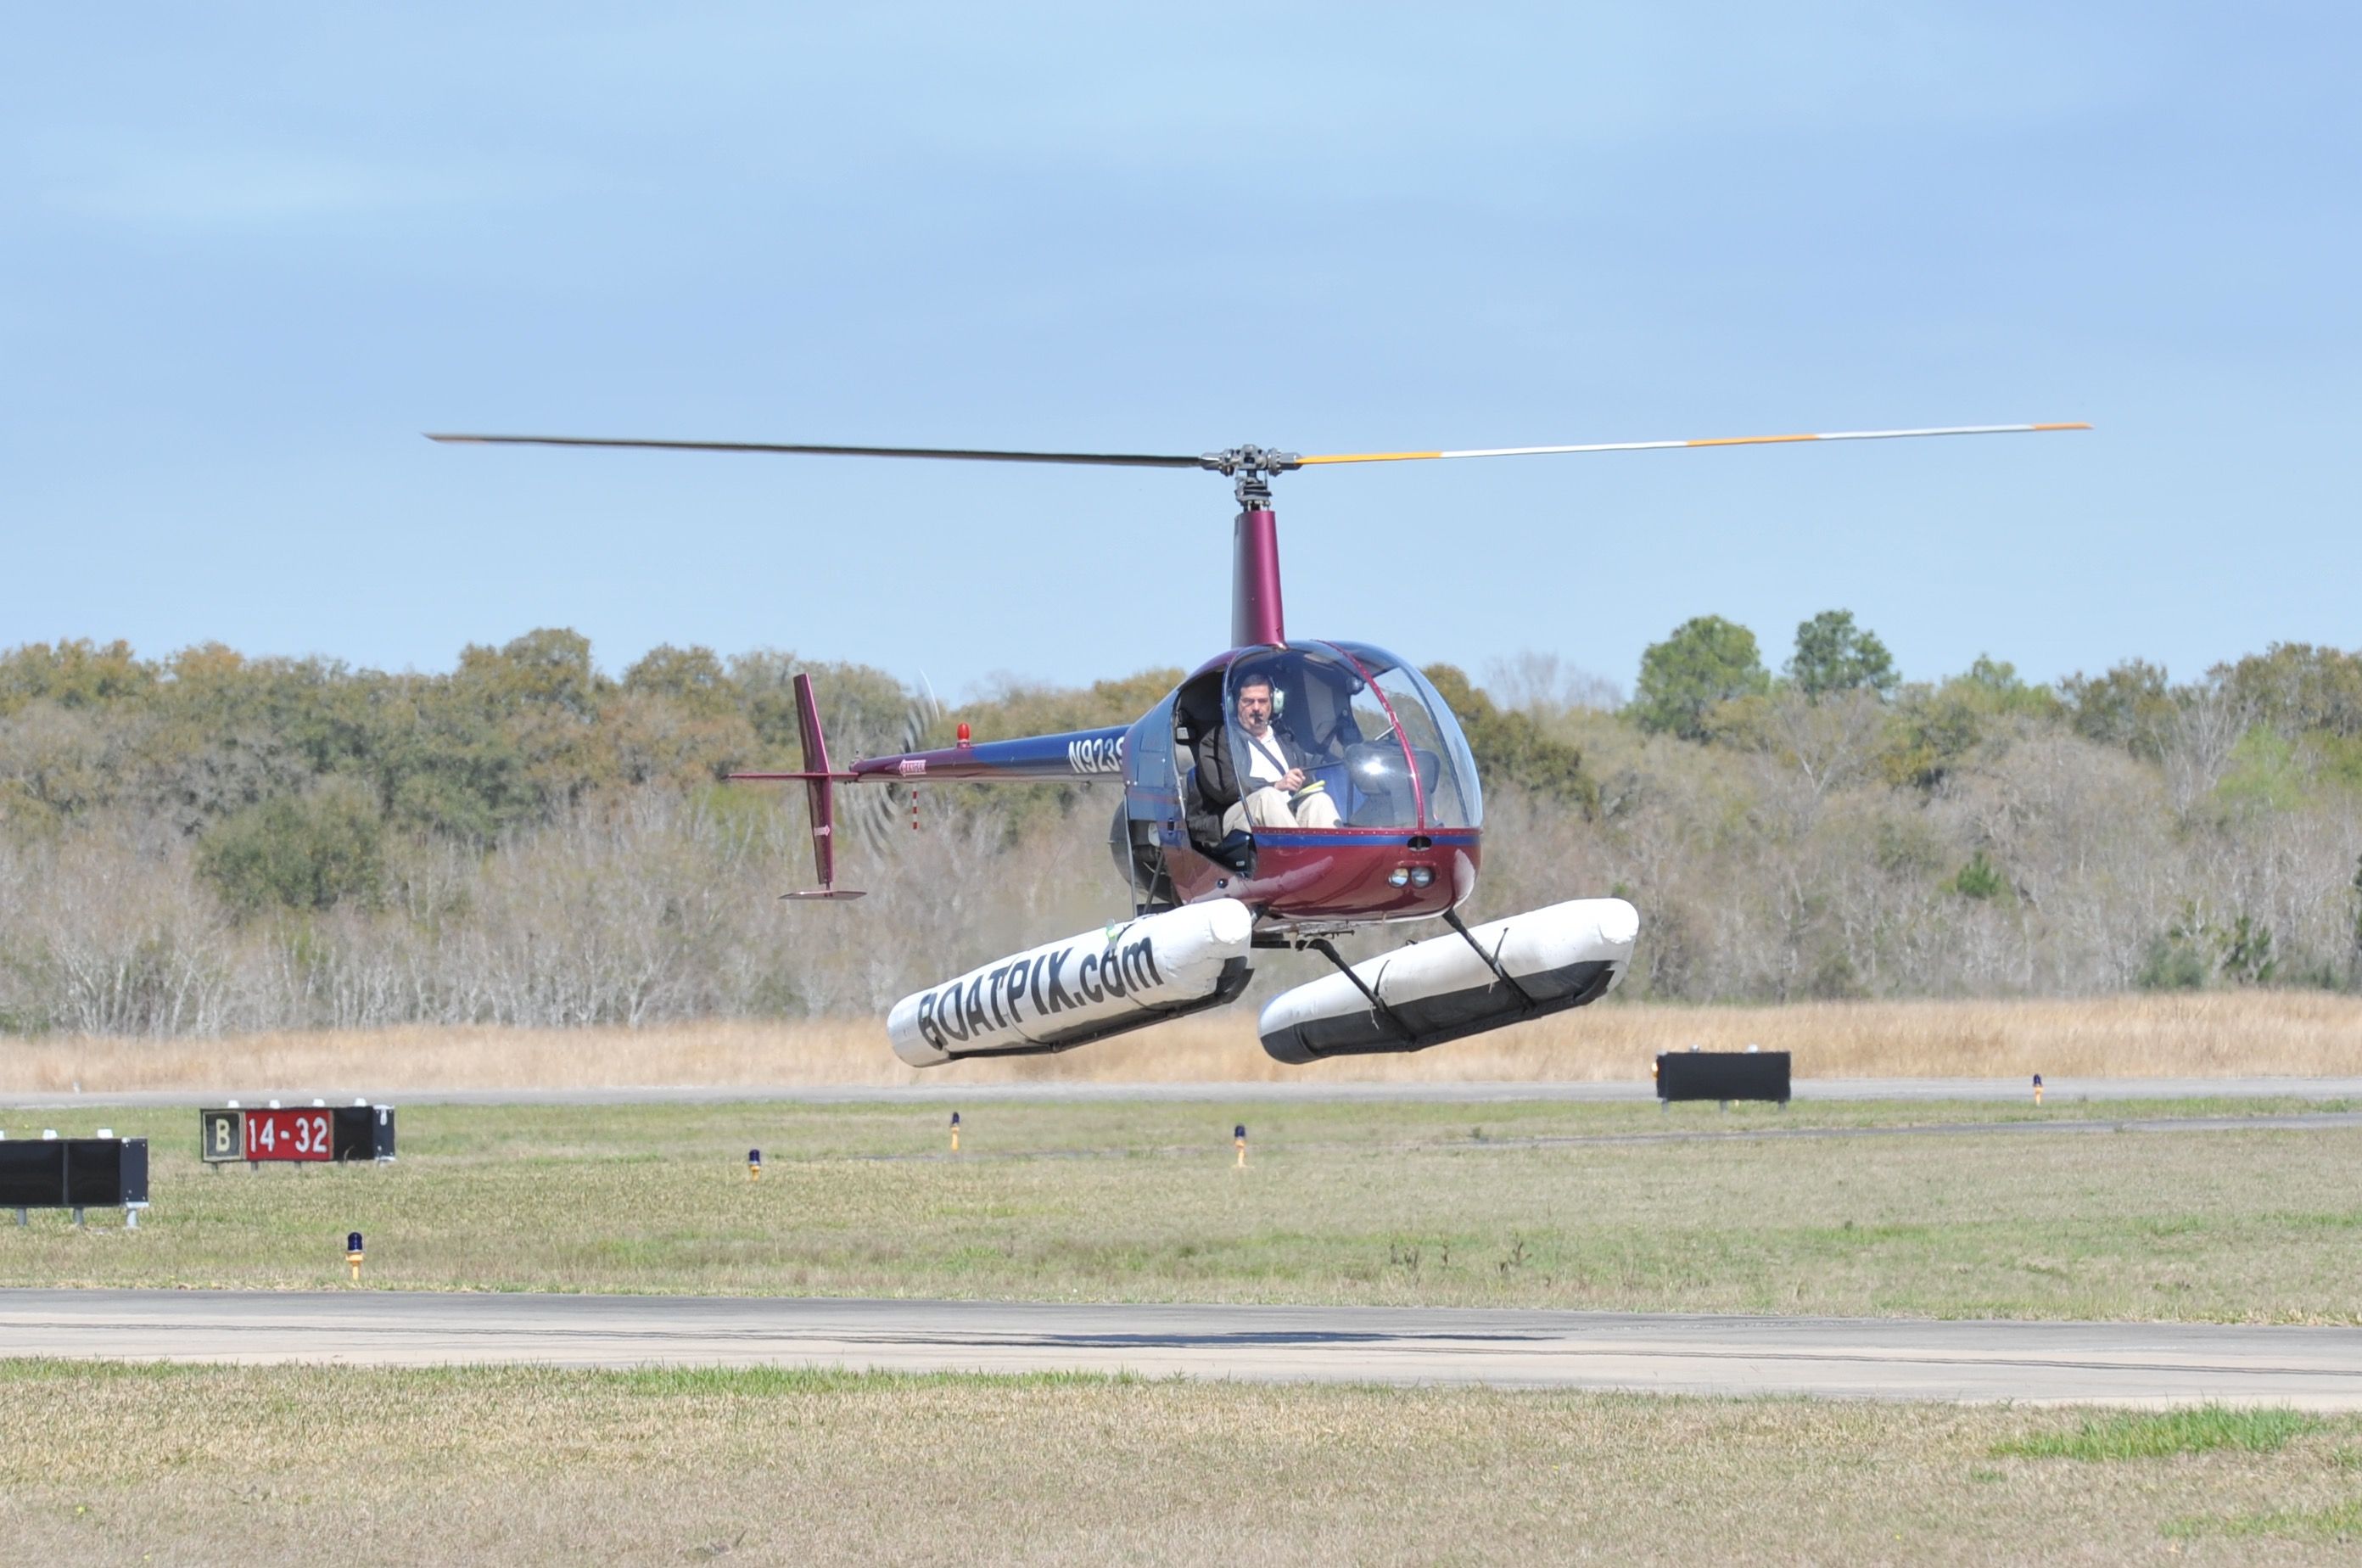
[{"left": 1181, "top": 765, "right": 1256, "bottom": 873}]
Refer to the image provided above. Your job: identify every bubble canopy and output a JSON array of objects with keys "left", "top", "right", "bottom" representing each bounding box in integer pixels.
[{"left": 1222, "top": 641, "right": 1484, "bottom": 831}]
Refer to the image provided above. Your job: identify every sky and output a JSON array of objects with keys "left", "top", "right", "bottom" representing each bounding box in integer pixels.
[{"left": 3, "top": 3, "right": 2356, "bottom": 703}]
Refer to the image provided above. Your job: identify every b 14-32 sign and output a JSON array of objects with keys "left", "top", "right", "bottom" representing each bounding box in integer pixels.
[
  {"left": 243, "top": 1108, "right": 333, "bottom": 1161},
  {"left": 199, "top": 1105, "right": 398, "bottom": 1164}
]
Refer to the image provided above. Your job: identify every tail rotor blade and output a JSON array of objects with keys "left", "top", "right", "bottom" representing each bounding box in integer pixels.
[
  {"left": 904, "top": 672, "right": 944, "bottom": 753},
  {"left": 853, "top": 673, "right": 946, "bottom": 858}
]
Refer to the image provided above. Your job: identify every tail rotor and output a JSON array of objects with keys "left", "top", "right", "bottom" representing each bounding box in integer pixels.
[{"left": 852, "top": 674, "right": 943, "bottom": 856}]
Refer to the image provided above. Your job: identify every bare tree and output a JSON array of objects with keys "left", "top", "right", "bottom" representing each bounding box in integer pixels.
[
  {"left": 1482, "top": 651, "right": 1624, "bottom": 718},
  {"left": 2163, "top": 678, "right": 2258, "bottom": 820}
]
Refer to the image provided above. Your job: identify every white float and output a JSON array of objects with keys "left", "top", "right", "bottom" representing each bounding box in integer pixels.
[
  {"left": 1258, "top": 896, "right": 1638, "bottom": 1063},
  {"left": 889, "top": 899, "right": 1256, "bottom": 1067}
]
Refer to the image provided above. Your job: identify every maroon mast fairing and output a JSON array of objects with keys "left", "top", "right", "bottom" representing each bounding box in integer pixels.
[{"left": 1233, "top": 507, "right": 1285, "bottom": 648}]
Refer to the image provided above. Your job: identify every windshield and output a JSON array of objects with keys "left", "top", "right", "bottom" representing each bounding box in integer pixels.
[{"left": 1221, "top": 641, "right": 1483, "bottom": 831}]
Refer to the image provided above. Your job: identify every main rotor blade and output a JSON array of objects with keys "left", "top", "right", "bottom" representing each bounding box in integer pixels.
[
  {"left": 1295, "top": 422, "right": 2091, "bottom": 466},
  {"left": 424, "top": 434, "right": 1206, "bottom": 468}
]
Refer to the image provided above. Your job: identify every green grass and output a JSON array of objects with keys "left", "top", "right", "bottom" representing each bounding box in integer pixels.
[
  {"left": 606, "top": 1363, "right": 1140, "bottom": 1397},
  {"left": 8, "top": 1360, "right": 2362, "bottom": 1566},
  {"left": 4, "top": 1095, "right": 2361, "bottom": 1321},
  {"left": 1992, "top": 1405, "right": 2320, "bottom": 1459},
  {"left": 2167, "top": 1498, "right": 2362, "bottom": 1543}
]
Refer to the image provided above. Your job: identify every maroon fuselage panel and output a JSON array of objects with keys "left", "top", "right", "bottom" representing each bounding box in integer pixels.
[{"left": 1167, "top": 829, "right": 1480, "bottom": 923}]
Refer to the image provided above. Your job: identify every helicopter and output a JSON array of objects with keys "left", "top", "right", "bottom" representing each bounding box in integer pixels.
[{"left": 431, "top": 420, "right": 2087, "bottom": 1067}]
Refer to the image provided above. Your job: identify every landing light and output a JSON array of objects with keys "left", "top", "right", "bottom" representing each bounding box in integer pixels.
[
  {"left": 1387, "top": 867, "right": 1411, "bottom": 888},
  {"left": 1409, "top": 867, "right": 1435, "bottom": 888}
]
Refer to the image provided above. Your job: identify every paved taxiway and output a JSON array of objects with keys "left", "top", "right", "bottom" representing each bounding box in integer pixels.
[
  {"left": 11, "top": 1291, "right": 2362, "bottom": 1408},
  {"left": 8, "top": 1076, "right": 2362, "bottom": 1110}
]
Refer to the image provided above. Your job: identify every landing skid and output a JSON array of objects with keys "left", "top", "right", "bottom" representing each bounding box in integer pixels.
[{"left": 1261, "top": 898, "right": 1638, "bottom": 1064}]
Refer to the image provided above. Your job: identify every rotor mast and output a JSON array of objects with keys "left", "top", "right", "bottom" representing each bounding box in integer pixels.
[{"left": 1201, "top": 446, "right": 1301, "bottom": 650}]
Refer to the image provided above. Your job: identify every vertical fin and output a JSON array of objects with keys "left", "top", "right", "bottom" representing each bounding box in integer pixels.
[
  {"left": 794, "top": 674, "right": 834, "bottom": 888},
  {"left": 784, "top": 673, "right": 865, "bottom": 900}
]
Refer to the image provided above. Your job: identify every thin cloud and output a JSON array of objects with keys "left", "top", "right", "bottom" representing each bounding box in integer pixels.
[{"left": 33, "top": 139, "right": 526, "bottom": 230}]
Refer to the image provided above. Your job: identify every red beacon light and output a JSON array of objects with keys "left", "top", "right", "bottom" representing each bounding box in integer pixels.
[{"left": 955, "top": 722, "right": 971, "bottom": 747}]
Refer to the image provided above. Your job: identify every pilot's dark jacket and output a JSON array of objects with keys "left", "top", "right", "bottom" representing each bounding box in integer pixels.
[{"left": 1189, "top": 720, "right": 1317, "bottom": 845}]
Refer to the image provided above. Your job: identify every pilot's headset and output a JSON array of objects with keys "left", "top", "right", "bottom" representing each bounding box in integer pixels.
[{"left": 1234, "top": 670, "right": 1285, "bottom": 717}]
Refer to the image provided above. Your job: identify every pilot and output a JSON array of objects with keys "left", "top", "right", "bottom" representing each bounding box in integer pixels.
[{"left": 1194, "top": 673, "right": 1343, "bottom": 835}]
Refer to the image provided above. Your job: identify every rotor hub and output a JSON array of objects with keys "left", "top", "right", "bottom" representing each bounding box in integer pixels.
[{"left": 1200, "top": 445, "right": 1301, "bottom": 509}]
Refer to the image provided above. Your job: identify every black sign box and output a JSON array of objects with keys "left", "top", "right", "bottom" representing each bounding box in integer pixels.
[
  {"left": 1655, "top": 1051, "right": 1792, "bottom": 1105},
  {"left": 0, "top": 1139, "right": 149, "bottom": 1207},
  {"left": 332, "top": 1105, "right": 396, "bottom": 1161}
]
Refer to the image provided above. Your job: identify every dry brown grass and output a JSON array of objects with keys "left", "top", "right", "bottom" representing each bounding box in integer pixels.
[
  {"left": 3, "top": 991, "right": 2358, "bottom": 1095},
  {"left": 8, "top": 1364, "right": 2362, "bottom": 1565}
]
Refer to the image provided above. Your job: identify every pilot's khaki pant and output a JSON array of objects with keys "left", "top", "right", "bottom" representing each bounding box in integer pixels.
[{"left": 1223, "top": 785, "right": 1341, "bottom": 836}]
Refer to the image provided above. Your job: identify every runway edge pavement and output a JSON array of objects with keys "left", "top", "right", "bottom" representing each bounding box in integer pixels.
[
  {"left": 8, "top": 1076, "right": 2362, "bottom": 1110},
  {"left": 9, "top": 1291, "right": 2362, "bottom": 1408}
]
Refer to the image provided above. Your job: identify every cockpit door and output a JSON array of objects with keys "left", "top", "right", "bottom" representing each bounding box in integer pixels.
[
  {"left": 1337, "top": 664, "right": 1427, "bottom": 826},
  {"left": 1124, "top": 690, "right": 1183, "bottom": 836},
  {"left": 1329, "top": 642, "right": 1484, "bottom": 829}
]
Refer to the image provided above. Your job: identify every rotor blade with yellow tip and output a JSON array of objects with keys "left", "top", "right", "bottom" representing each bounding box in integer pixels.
[{"left": 1296, "top": 422, "right": 2091, "bottom": 466}]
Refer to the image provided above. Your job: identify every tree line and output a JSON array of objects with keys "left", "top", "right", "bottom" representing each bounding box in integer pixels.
[{"left": 1, "top": 621, "right": 2357, "bottom": 1036}]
